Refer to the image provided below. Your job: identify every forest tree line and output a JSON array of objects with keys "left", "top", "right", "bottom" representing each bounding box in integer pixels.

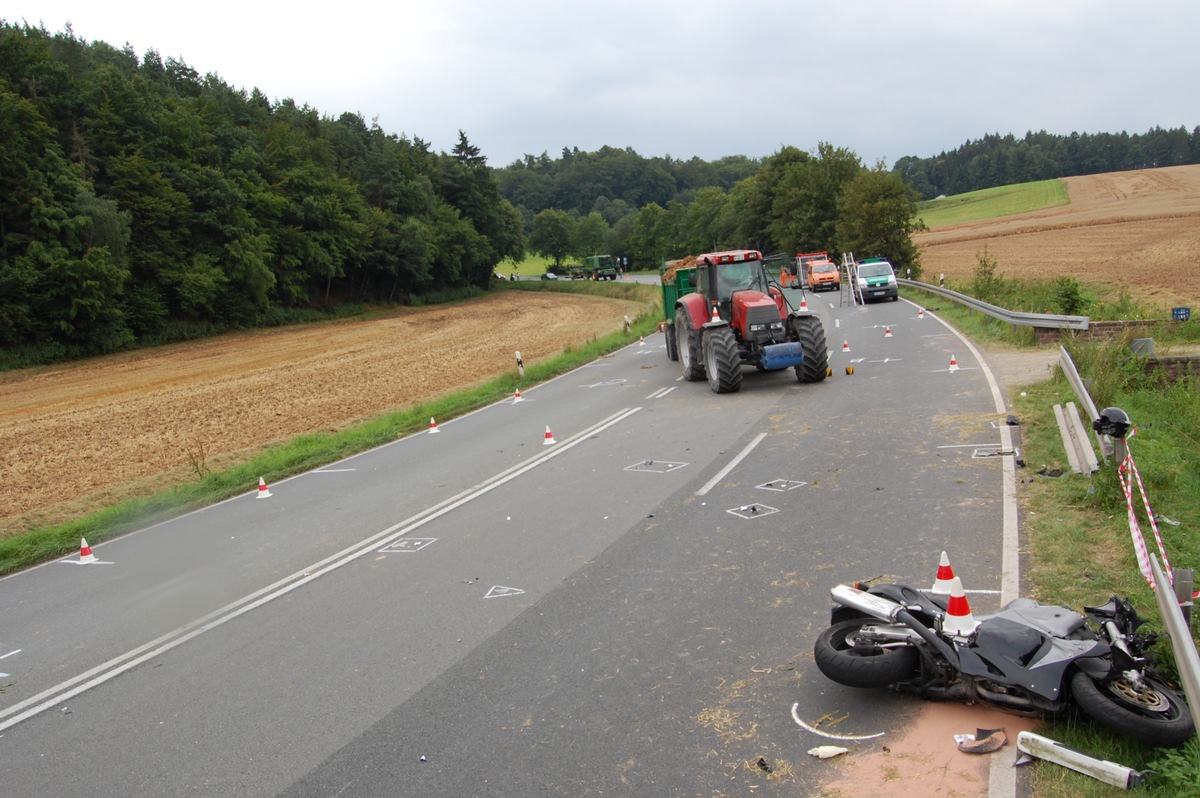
[
  {"left": 892, "top": 126, "right": 1200, "bottom": 200},
  {"left": 1, "top": 21, "right": 523, "bottom": 361}
]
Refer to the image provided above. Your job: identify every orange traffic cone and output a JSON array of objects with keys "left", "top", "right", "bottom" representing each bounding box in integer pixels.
[
  {"left": 842, "top": 340, "right": 850, "bottom": 353},
  {"left": 257, "top": 477, "right": 272, "bottom": 498},
  {"left": 543, "top": 426, "right": 556, "bottom": 445},
  {"left": 78, "top": 537, "right": 97, "bottom": 564},
  {"left": 942, "top": 577, "right": 978, "bottom": 637},
  {"left": 948, "top": 355, "right": 959, "bottom": 372},
  {"left": 428, "top": 417, "right": 440, "bottom": 434},
  {"left": 930, "top": 551, "right": 956, "bottom": 594},
  {"left": 884, "top": 326, "right": 893, "bottom": 338}
]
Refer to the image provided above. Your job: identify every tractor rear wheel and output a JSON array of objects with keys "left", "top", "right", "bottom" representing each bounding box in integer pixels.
[
  {"left": 703, "top": 325, "right": 742, "bottom": 393},
  {"left": 791, "top": 315, "right": 829, "bottom": 384},
  {"left": 676, "top": 307, "right": 704, "bottom": 381}
]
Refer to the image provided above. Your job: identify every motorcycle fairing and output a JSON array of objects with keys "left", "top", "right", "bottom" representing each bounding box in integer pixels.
[{"left": 960, "top": 617, "right": 1108, "bottom": 701}]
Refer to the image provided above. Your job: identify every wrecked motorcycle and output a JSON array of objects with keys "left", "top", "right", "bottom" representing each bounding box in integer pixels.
[{"left": 814, "top": 582, "right": 1195, "bottom": 747}]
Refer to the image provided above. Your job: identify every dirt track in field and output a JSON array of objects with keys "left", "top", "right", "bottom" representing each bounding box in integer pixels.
[
  {"left": 0, "top": 291, "right": 646, "bottom": 535},
  {"left": 915, "top": 164, "right": 1200, "bottom": 309}
]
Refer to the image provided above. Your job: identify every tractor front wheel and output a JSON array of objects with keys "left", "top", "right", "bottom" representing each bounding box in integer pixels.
[
  {"left": 703, "top": 325, "right": 742, "bottom": 393},
  {"left": 791, "top": 315, "right": 829, "bottom": 384}
]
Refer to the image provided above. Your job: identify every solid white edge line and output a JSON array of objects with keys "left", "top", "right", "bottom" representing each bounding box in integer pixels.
[
  {"left": 910, "top": 299, "right": 1020, "bottom": 798},
  {"left": 695, "top": 433, "right": 768, "bottom": 496}
]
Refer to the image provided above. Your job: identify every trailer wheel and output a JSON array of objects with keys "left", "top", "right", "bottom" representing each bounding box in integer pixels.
[
  {"left": 791, "top": 315, "right": 829, "bottom": 384},
  {"left": 676, "top": 307, "right": 704, "bottom": 381},
  {"left": 703, "top": 325, "right": 742, "bottom": 393},
  {"left": 665, "top": 321, "right": 679, "bottom": 362}
]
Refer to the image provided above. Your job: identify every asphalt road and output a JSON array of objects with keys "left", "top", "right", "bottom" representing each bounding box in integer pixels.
[{"left": 0, "top": 292, "right": 1019, "bottom": 797}]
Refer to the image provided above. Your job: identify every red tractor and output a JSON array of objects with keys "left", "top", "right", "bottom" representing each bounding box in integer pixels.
[{"left": 663, "top": 249, "right": 829, "bottom": 393}]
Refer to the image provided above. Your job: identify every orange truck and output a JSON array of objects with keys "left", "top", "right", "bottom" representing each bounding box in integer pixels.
[{"left": 797, "top": 252, "right": 841, "bottom": 292}]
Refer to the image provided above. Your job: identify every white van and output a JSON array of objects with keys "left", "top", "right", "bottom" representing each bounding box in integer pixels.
[{"left": 856, "top": 258, "right": 898, "bottom": 302}]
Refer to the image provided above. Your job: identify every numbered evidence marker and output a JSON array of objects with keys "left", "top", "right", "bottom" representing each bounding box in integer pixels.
[
  {"left": 483, "top": 585, "right": 525, "bottom": 599},
  {"left": 378, "top": 538, "right": 436, "bottom": 553}
]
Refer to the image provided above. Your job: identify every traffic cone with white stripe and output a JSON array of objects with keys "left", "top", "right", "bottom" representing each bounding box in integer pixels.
[
  {"left": 884, "top": 326, "right": 893, "bottom": 338},
  {"left": 428, "top": 417, "right": 440, "bottom": 433},
  {"left": 513, "top": 387, "right": 524, "bottom": 403},
  {"left": 918, "top": 308, "right": 925, "bottom": 320},
  {"left": 639, "top": 336, "right": 645, "bottom": 345},
  {"left": 930, "top": 551, "right": 956, "bottom": 594},
  {"left": 543, "top": 426, "right": 556, "bottom": 445},
  {"left": 942, "top": 577, "right": 978, "bottom": 637},
  {"left": 711, "top": 305, "right": 721, "bottom": 323},
  {"left": 948, "top": 354, "right": 959, "bottom": 372},
  {"left": 257, "top": 477, "right": 272, "bottom": 498},
  {"left": 799, "top": 296, "right": 808, "bottom": 311},
  {"left": 78, "top": 537, "right": 97, "bottom": 564},
  {"left": 842, "top": 340, "right": 850, "bottom": 353}
]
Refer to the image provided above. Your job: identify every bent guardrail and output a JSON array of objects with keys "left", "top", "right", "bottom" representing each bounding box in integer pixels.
[{"left": 899, "top": 280, "right": 1090, "bottom": 331}]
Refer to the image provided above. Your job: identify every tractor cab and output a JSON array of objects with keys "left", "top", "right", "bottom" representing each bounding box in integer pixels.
[{"left": 696, "top": 250, "right": 776, "bottom": 321}]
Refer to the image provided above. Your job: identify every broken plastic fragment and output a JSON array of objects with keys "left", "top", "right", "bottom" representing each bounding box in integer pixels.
[{"left": 807, "top": 745, "right": 849, "bottom": 759}]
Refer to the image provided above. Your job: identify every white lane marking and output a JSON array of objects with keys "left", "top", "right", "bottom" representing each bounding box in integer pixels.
[
  {"left": 791, "top": 703, "right": 884, "bottom": 740},
  {"left": 696, "top": 433, "right": 768, "bottom": 496},
  {"left": 1, "top": 649, "right": 20, "bottom": 660},
  {"left": 937, "top": 443, "right": 1001, "bottom": 449},
  {"left": 314, "top": 468, "right": 356, "bottom": 473},
  {"left": 0, "top": 407, "right": 643, "bottom": 733}
]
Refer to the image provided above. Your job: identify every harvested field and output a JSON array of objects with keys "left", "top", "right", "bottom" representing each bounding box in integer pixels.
[
  {"left": 0, "top": 291, "right": 647, "bottom": 536},
  {"left": 915, "top": 164, "right": 1200, "bottom": 309}
]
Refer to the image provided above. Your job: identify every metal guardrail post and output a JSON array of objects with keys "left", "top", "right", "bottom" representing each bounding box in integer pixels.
[
  {"left": 1149, "top": 553, "right": 1200, "bottom": 735},
  {"left": 1059, "top": 346, "right": 1109, "bottom": 465}
]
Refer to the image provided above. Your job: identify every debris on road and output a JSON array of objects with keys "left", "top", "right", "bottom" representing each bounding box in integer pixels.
[
  {"left": 806, "top": 745, "right": 848, "bottom": 759},
  {"left": 954, "top": 727, "right": 1007, "bottom": 753}
]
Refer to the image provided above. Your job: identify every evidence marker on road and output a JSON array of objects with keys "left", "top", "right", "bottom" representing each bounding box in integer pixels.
[{"left": 378, "top": 538, "right": 437, "bottom": 554}]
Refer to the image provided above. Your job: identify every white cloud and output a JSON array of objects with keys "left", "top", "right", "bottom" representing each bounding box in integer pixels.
[{"left": 13, "top": 0, "right": 1198, "bottom": 167}]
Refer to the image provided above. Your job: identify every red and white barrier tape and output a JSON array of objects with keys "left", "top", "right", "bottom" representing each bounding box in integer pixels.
[{"left": 1117, "top": 430, "right": 1174, "bottom": 592}]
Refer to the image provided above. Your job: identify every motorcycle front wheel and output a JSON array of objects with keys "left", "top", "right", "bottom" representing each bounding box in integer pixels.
[
  {"left": 814, "top": 618, "right": 919, "bottom": 689},
  {"left": 1069, "top": 669, "right": 1195, "bottom": 747}
]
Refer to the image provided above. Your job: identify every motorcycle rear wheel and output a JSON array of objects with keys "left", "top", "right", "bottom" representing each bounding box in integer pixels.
[
  {"left": 1069, "top": 669, "right": 1195, "bottom": 747},
  {"left": 814, "top": 618, "right": 919, "bottom": 689}
]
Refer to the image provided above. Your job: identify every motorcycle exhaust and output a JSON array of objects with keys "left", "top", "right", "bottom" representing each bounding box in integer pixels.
[
  {"left": 830, "top": 584, "right": 904, "bottom": 622},
  {"left": 831, "top": 584, "right": 960, "bottom": 665}
]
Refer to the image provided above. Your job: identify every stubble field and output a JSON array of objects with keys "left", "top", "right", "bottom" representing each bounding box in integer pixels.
[
  {"left": 915, "top": 164, "right": 1200, "bottom": 309},
  {"left": 0, "top": 291, "right": 646, "bottom": 536}
]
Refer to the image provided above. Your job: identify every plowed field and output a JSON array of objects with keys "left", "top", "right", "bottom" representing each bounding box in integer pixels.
[
  {"left": 0, "top": 291, "right": 646, "bottom": 535},
  {"left": 915, "top": 164, "right": 1200, "bottom": 309}
]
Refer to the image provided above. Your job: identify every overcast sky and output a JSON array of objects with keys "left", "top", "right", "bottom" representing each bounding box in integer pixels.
[{"left": 13, "top": 1, "right": 1198, "bottom": 168}]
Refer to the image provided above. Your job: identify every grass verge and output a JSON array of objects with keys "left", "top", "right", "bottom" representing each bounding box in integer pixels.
[{"left": 0, "top": 281, "right": 661, "bottom": 576}]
